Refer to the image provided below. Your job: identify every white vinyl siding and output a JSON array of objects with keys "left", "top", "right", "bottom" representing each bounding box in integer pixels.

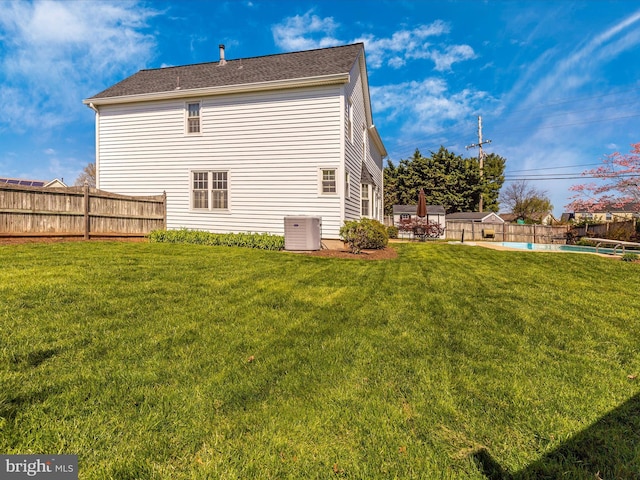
[
  {"left": 97, "top": 85, "right": 345, "bottom": 238},
  {"left": 343, "top": 59, "right": 384, "bottom": 223}
]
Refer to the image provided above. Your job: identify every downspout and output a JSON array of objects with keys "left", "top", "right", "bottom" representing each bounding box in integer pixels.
[{"left": 88, "top": 103, "right": 100, "bottom": 189}]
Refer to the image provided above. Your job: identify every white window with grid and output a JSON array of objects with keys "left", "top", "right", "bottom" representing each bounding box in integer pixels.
[
  {"left": 191, "top": 171, "right": 228, "bottom": 210},
  {"left": 320, "top": 169, "right": 337, "bottom": 195},
  {"left": 192, "top": 171, "right": 208, "bottom": 209},
  {"left": 186, "top": 102, "right": 201, "bottom": 134}
]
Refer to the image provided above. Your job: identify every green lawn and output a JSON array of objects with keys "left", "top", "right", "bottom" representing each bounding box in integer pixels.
[{"left": 1, "top": 242, "right": 639, "bottom": 479}]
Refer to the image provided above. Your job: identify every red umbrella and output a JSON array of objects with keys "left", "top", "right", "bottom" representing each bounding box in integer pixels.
[{"left": 417, "top": 188, "right": 427, "bottom": 218}]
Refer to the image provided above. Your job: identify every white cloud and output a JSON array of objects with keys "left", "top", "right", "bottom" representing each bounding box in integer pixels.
[
  {"left": 272, "top": 11, "right": 341, "bottom": 51},
  {"left": 272, "top": 14, "right": 474, "bottom": 71},
  {"left": 0, "top": 0, "right": 157, "bottom": 131},
  {"left": 419, "top": 44, "right": 476, "bottom": 72},
  {"left": 514, "top": 9, "right": 640, "bottom": 110},
  {"left": 371, "top": 78, "right": 493, "bottom": 137},
  {"left": 44, "top": 148, "right": 55, "bottom": 155}
]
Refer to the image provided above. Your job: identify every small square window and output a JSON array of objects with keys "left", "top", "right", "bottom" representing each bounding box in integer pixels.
[{"left": 321, "top": 169, "right": 336, "bottom": 194}]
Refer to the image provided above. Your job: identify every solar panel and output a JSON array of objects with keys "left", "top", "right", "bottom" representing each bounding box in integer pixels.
[{"left": 0, "top": 177, "right": 48, "bottom": 187}]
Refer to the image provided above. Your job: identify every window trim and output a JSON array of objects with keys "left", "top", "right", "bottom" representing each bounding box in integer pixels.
[
  {"left": 190, "top": 170, "right": 229, "bottom": 211},
  {"left": 185, "top": 101, "right": 202, "bottom": 135}
]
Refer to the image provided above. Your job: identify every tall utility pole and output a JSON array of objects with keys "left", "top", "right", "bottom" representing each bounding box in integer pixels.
[{"left": 466, "top": 116, "right": 492, "bottom": 212}]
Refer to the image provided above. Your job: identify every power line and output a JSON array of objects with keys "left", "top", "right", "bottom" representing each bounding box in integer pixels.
[
  {"left": 506, "top": 162, "right": 602, "bottom": 173},
  {"left": 504, "top": 173, "right": 640, "bottom": 181}
]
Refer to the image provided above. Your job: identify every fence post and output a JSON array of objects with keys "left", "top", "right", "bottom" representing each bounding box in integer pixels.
[
  {"left": 162, "top": 191, "right": 167, "bottom": 230},
  {"left": 83, "top": 181, "right": 90, "bottom": 240}
]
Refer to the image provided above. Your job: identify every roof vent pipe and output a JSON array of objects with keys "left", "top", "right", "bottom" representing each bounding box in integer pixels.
[{"left": 219, "top": 44, "right": 226, "bottom": 66}]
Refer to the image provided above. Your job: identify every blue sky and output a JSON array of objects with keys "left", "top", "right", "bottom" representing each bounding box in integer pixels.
[{"left": 1, "top": 0, "right": 639, "bottom": 215}]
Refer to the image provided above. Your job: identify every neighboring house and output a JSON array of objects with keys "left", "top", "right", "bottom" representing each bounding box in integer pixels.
[
  {"left": 83, "top": 43, "right": 386, "bottom": 240},
  {"left": 499, "top": 212, "right": 556, "bottom": 225},
  {"left": 572, "top": 204, "right": 639, "bottom": 223},
  {"left": 0, "top": 177, "right": 67, "bottom": 188},
  {"left": 392, "top": 204, "right": 446, "bottom": 238},
  {"left": 446, "top": 212, "right": 504, "bottom": 223}
]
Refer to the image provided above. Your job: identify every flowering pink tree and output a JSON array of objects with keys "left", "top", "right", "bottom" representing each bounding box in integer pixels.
[{"left": 567, "top": 143, "right": 640, "bottom": 212}]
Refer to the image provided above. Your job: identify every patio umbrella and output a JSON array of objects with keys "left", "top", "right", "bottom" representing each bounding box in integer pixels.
[{"left": 417, "top": 188, "right": 427, "bottom": 218}]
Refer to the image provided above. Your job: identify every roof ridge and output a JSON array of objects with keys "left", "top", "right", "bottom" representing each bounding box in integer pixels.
[{"left": 141, "top": 42, "right": 364, "bottom": 73}]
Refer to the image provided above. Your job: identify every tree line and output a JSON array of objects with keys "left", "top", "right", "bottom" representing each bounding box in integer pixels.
[{"left": 383, "top": 147, "right": 506, "bottom": 216}]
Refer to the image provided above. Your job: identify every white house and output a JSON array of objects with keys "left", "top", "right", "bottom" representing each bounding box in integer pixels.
[{"left": 83, "top": 43, "right": 386, "bottom": 239}]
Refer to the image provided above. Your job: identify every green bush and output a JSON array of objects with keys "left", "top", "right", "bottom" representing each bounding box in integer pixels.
[
  {"left": 148, "top": 229, "right": 284, "bottom": 251},
  {"left": 576, "top": 238, "right": 597, "bottom": 247},
  {"left": 387, "top": 225, "right": 399, "bottom": 239},
  {"left": 621, "top": 253, "right": 639, "bottom": 262},
  {"left": 339, "top": 218, "right": 388, "bottom": 254}
]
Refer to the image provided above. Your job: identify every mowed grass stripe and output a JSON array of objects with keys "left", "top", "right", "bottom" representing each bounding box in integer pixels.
[{"left": 0, "top": 241, "right": 639, "bottom": 479}]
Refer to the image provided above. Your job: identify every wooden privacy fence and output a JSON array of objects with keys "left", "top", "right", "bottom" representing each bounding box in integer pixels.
[
  {"left": 0, "top": 184, "right": 166, "bottom": 239},
  {"left": 570, "top": 219, "right": 636, "bottom": 240},
  {"left": 446, "top": 221, "right": 570, "bottom": 243}
]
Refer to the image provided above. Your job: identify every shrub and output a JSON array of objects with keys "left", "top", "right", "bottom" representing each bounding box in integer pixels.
[
  {"left": 387, "top": 225, "right": 399, "bottom": 239},
  {"left": 621, "top": 253, "right": 639, "bottom": 262},
  {"left": 148, "top": 229, "right": 284, "bottom": 251},
  {"left": 339, "top": 218, "right": 388, "bottom": 254},
  {"left": 576, "top": 238, "right": 596, "bottom": 247}
]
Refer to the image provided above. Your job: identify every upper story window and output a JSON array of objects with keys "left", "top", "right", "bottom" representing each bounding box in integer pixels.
[
  {"left": 346, "top": 99, "right": 353, "bottom": 143},
  {"left": 605, "top": 212, "right": 613, "bottom": 221},
  {"left": 187, "top": 102, "right": 201, "bottom": 134},
  {"left": 320, "top": 169, "right": 337, "bottom": 194},
  {"left": 362, "top": 125, "right": 367, "bottom": 161}
]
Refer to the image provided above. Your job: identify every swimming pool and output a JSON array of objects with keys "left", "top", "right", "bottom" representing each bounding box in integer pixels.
[{"left": 499, "top": 242, "right": 640, "bottom": 255}]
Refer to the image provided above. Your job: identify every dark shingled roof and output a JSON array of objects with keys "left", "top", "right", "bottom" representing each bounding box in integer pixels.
[{"left": 87, "top": 43, "right": 364, "bottom": 100}]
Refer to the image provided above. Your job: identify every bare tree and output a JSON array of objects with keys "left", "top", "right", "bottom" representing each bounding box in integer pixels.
[
  {"left": 74, "top": 162, "right": 96, "bottom": 187},
  {"left": 500, "top": 180, "right": 552, "bottom": 222}
]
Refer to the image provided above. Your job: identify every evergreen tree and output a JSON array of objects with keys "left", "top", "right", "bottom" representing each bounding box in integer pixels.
[{"left": 383, "top": 147, "right": 506, "bottom": 214}]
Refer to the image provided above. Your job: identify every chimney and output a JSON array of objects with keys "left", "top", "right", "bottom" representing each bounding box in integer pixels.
[{"left": 219, "top": 44, "right": 226, "bottom": 66}]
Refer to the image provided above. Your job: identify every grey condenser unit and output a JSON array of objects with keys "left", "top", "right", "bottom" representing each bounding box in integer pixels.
[{"left": 284, "top": 216, "right": 322, "bottom": 251}]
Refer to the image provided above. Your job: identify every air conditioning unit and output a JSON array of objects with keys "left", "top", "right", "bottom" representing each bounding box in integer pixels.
[{"left": 284, "top": 216, "right": 322, "bottom": 251}]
